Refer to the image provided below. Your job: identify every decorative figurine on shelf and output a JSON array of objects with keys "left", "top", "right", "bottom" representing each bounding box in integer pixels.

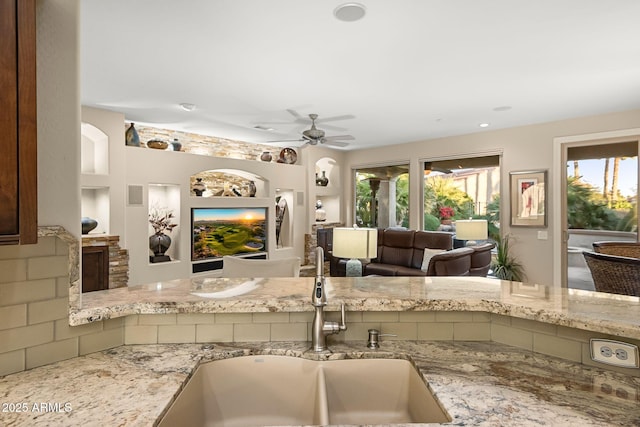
[
  {"left": 248, "top": 180, "right": 257, "bottom": 197},
  {"left": 125, "top": 123, "right": 140, "bottom": 147},
  {"left": 316, "top": 170, "right": 329, "bottom": 186},
  {"left": 148, "top": 205, "right": 177, "bottom": 263},
  {"left": 192, "top": 178, "right": 206, "bottom": 196},
  {"left": 171, "top": 138, "right": 182, "bottom": 152},
  {"left": 275, "top": 196, "right": 288, "bottom": 247},
  {"left": 315, "top": 200, "right": 326, "bottom": 222},
  {"left": 260, "top": 151, "right": 272, "bottom": 162}
]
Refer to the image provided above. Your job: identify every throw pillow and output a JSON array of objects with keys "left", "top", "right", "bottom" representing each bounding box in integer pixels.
[{"left": 421, "top": 248, "right": 445, "bottom": 272}]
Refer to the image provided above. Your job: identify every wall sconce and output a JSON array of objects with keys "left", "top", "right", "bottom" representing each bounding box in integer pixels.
[{"left": 332, "top": 227, "right": 378, "bottom": 276}]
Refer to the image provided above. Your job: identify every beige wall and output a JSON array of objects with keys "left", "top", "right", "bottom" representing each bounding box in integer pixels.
[
  {"left": 344, "top": 109, "right": 640, "bottom": 287},
  {"left": 0, "top": 0, "right": 122, "bottom": 377}
]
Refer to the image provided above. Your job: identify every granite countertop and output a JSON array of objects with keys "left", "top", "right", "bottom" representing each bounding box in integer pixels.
[
  {"left": 73, "top": 276, "right": 640, "bottom": 341},
  {"left": 1, "top": 340, "right": 639, "bottom": 426}
]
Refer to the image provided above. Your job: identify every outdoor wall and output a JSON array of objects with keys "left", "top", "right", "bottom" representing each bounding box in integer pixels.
[{"left": 343, "top": 109, "right": 640, "bottom": 287}]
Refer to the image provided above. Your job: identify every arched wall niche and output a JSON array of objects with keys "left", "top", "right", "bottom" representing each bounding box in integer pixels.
[
  {"left": 191, "top": 168, "right": 267, "bottom": 198},
  {"left": 81, "top": 122, "right": 109, "bottom": 175}
]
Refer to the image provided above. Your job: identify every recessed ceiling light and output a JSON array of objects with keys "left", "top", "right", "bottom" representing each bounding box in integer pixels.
[
  {"left": 179, "top": 103, "right": 196, "bottom": 112},
  {"left": 479, "top": 123, "right": 490, "bottom": 128},
  {"left": 334, "top": 3, "right": 366, "bottom": 22}
]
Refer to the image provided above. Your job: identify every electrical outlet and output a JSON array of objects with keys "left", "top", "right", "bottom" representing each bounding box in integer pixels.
[
  {"left": 593, "top": 376, "right": 639, "bottom": 402},
  {"left": 590, "top": 339, "right": 640, "bottom": 368}
]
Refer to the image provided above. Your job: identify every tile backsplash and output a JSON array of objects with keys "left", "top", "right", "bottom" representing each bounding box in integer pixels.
[{"left": 0, "top": 235, "right": 123, "bottom": 376}]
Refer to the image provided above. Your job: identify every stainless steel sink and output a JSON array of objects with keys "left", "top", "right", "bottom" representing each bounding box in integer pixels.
[{"left": 158, "top": 355, "right": 451, "bottom": 426}]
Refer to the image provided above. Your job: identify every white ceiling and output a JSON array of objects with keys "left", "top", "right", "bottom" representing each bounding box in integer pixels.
[{"left": 81, "top": 0, "right": 640, "bottom": 151}]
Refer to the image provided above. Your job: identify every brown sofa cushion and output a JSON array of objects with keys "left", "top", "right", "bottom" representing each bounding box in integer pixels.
[
  {"left": 410, "top": 231, "right": 454, "bottom": 269},
  {"left": 376, "top": 229, "right": 415, "bottom": 268}
]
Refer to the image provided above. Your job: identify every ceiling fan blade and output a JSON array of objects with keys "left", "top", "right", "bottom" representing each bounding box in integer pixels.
[
  {"left": 315, "top": 114, "right": 355, "bottom": 123},
  {"left": 323, "top": 135, "right": 355, "bottom": 141},
  {"left": 286, "top": 109, "right": 311, "bottom": 124},
  {"left": 321, "top": 140, "right": 349, "bottom": 148},
  {"left": 265, "top": 138, "right": 305, "bottom": 144}
]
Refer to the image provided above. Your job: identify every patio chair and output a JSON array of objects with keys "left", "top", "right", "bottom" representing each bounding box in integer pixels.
[
  {"left": 582, "top": 251, "right": 640, "bottom": 297},
  {"left": 592, "top": 241, "right": 640, "bottom": 259}
]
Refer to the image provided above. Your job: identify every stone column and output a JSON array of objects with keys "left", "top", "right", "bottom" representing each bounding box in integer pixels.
[{"left": 377, "top": 178, "right": 398, "bottom": 228}]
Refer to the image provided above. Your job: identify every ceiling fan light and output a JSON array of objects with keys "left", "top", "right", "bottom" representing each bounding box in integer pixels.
[
  {"left": 334, "top": 3, "right": 366, "bottom": 22},
  {"left": 179, "top": 103, "right": 196, "bottom": 112}
]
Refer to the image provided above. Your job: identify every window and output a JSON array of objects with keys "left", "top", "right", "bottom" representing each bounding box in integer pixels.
[
  {"left": 566, "top": 143, "right": 637, "bottom": 232},
  {"left": 422, "top": 155, "right": 501, "bottom": 237},
  {"left": 354, "top": 164, "right": 409, "bottom": 228}
]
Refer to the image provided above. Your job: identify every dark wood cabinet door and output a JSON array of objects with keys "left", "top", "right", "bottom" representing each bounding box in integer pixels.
[
  {"left": 0, "top": 0, "right": 37, "bottom": 245},
  {"left": 82, "top": 246, "right": 110, "bottom": 293},
  {"left": 0, "top": 0, "right": 19, "bottom": 237}
]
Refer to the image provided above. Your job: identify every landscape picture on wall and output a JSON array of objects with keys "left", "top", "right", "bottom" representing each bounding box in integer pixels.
[{"left": 191, "top": 207, "right": 267, "bottom": 261}]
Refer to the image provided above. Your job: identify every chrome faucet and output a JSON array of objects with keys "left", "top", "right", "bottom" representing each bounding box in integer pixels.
[{"left": 311, "top": 247, "right": 347, "bottom": 352}]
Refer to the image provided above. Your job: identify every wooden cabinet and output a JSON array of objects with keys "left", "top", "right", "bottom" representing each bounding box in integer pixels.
[
  {"left": 0, "top": 0, "right": 37, "bottom": 245},
  {"left": 82, "top": 245, "right": 109, "bottom": 293}
]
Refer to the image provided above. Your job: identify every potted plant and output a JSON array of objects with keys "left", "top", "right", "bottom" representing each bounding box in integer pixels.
[
  {"left": 491, "top": 234, "right": 524, "bottom": 281},
  {"left": 149, "top": 205, "right": 177, "bottom": 262},
  {"left": 439, "top": 206, "right": 455, "bottom": 225}
]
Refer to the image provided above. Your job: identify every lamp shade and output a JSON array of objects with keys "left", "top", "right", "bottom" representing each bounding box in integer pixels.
[
  {"left": 455, "top": 219, "right": 488, "bottom": 241},
  {"left": 332, "top": 227, "right": 378, "bottom": 259}
]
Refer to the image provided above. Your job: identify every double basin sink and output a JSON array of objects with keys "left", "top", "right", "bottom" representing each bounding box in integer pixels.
[{"left": 159, "top": 355, "right": 451, "bottom": 426}]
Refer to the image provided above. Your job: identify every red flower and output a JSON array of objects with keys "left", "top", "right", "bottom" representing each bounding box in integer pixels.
[{"left": 439, "top": 206, "right": 455, "bottom": 220}]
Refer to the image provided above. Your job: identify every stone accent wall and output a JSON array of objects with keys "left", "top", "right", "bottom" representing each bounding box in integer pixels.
[
  {"left": 133, "top": 124, "right": 284, "bottom": 163},
  {"left": 305, "top": 222, "right": 342, "bottom": 265},
  {"left": 191, "top": 171, "right": 257, "bottom": 198},
  {"left": 81, "top": 235, "right": 129, "bottom": 289}
]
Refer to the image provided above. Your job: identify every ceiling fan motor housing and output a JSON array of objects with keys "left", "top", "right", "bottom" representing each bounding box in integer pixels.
[{"left": 303, "top": 128, "right": 325, "bottom": 140}]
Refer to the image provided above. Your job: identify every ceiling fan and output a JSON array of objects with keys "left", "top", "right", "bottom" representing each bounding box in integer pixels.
[{"left": 267, "top": 113, "right": 355, "bottom": 148}]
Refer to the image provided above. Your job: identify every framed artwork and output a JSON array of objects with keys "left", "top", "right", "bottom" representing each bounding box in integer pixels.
[{"left": 509, "top": 170, "right": 547, "bottom": 227}]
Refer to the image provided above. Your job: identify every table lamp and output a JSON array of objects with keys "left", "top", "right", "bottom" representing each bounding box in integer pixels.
[
  {"left": 332, "top": 227, "right": 378, "bottom": 277},
  {"left": 455, "top": 219, "right": 488, "bottom": 246}
]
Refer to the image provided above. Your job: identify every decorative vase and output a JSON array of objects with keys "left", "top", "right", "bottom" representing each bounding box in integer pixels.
[
  {"left": 171, "top": 138, "right": 182, "bottom": 152},
  {"left": 260, "top": 151, "right": 272, "bottom": 162},
  {"left": 316, "top": 170, "right": 329, "bottom": 187},
  {"left": 315, "top": 200, "right": 326, "bottom": 222},
  {"left": 248, "top": 180, "right": 257, "bottom": 197},
  {"left": 81, "top": 217, "right": 98, "bottom": 234},
  {"left": 192, "top": 178, "right": 206, "bottom": 196},
  {"left": 125, "top": 123, "right": 140, "bottom": 147},
  {"left": 149, "top": 233, "right": 171, "bottom": 262}
]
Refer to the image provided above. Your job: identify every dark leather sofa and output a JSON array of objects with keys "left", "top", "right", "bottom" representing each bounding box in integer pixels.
[
  {"left": 318, "top": 227, "right": 476, "bottom": 277},
  {"left": 468, "top": 242, "right": 496, "bottom": 276}
]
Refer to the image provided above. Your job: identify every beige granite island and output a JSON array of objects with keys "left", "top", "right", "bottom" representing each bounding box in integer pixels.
[
  {"left": 2, "top": 275, "right": 639, "bottom": 426},
  {"left": 74, "top": 276, "right": 640, "bottom": 342},
  {"left": 1, "top": 341, "right": 639, "bottom": 426}
]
